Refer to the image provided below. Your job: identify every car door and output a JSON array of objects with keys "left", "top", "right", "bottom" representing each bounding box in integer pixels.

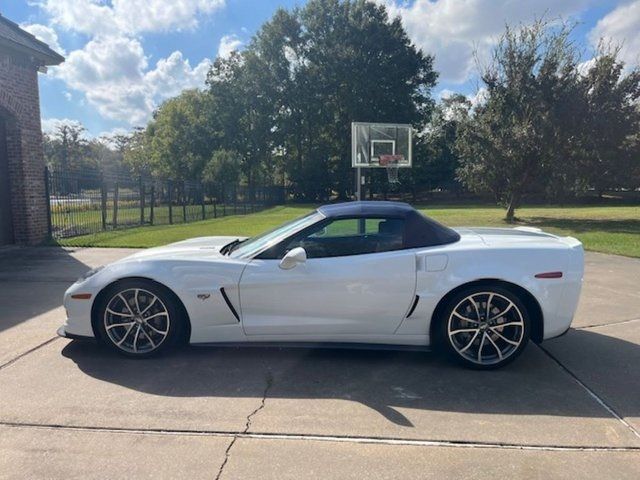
[{"left": 238, "top": 217, "right": 417, "bottom": 336}]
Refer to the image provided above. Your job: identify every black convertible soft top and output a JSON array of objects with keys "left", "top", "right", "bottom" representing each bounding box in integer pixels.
[{"left": 317, "top": 201, "right": 460, "bottom": 248}]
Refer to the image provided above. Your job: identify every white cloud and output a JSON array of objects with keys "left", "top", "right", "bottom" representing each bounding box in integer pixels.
[
  {"left": 145, "top": 51, "right": 211, "bottom": 98},
  {"left": 217, "top": 34, "right": 243, "bottom": 58},
  {"left": 468, "top": 87, "right": 488, "bottom": 108},
  {"left": 20, "top": 23, "right": 65, "bottom": 54},
  {"left": 52, "top": 36, "right": 211, "bottom": 125},
  {"left": 34, "top": 0, "right": 224, "bottom": 129},
  {"left": 380, "top": 0, "right": 592, "bottom": 83},
  {"left": 589, "top": 1, "right": 640, "bottom": 69},
  {"left": 437, "top": 89, "right": 456, "bottom": 100},
  {"left": 39, "top": 0, "right": 226, "bottom": 36},
  {"left": 41, "top": 117, "right": 85, "bottom": 135},
  {"left": 577, "top": 57, "right": 598, "bottom": 76}
]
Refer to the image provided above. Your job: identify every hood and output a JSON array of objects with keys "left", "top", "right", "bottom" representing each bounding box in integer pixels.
[{"left": 117, "top": 236, "right": 248, "bottom": 263}]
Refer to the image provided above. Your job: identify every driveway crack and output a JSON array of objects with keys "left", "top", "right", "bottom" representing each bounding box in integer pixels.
[
  {"left": 574, "top": 317, "right": 640, "bottom": 330},
  {"left": 215, "top": 372, "right": 273, "bottom": 480},
  {"left": 0, "top": 337, "right": 59, "bottom": 371}
]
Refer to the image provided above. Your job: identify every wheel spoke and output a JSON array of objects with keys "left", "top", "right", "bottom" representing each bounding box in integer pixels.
[
  {"left": 486, "top": 293, "right": 494, "bottom": 320},
  {"left": 139, "top": 296, "right": 157, "bottom": 315},
  {"left": 488, "top": 302, "right": 514, "bottom": 322},
  {"left": 145, "top": 322, "right": 168, "bottom": 335},
  {"left": 489, "top": 327, "right": 520, "bottom": 346},
  {"left": 134, "top": 289, "right": 141, "bottom": 314},
  {"left": 116, "top": 323, "right": 135, "bottom": 346},
  {"left": 118, "top": 293, "right": 135, "bottom": 316},
  {"left": 486, "top": 333, "right": 503, "bottom": 359},
  {"left": 453, "top": 311, "right": 479, "bottom": 324},
  {"left": 471, "top": 297, "right": 481, "bottom": 321},
  {"left": 459, "top": 330, "right": 480, "bottom": 353},
  {"left": 449, "top": 328, "right": 479, "bottom": 336},
  {"left": 494, "top": 321, "right": 523, "bottom": 328},
  {"left": 145, "top": 311, "right": 168, "bottom": 321},
  {"left": 141, "top": 327, "right": 156, "bottom": 348},
  {"left": 106, "top": 308, "right": 134, "bottom": 318},
  {"left": 477, "top": 333, "right": 486, "bottom": 362},
  {"left": 106, "top": 321, "right": 135, "bottom": 330},
  {"left": 133, "top": 325, "right": 141, "bottom": 352}
]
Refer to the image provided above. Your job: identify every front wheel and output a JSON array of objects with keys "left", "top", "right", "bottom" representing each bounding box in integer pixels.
[
  {"left": 436, "top": 285, "right": 530, "bottom": 369},
  {"left": 95, "top": 279, "right": 184, "bottom": 358}
]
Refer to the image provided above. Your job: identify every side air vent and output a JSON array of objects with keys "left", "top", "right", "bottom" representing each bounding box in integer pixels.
[
  {"left": 406, "top": 295, "right": 420, "bottom": 318},
  {"left": 220, "top": 287, "right": 240, "bottom": 322}
]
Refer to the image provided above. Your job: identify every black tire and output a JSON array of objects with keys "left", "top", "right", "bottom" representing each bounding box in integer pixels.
[
  {"left": 94, "top": 278, "right": 186, "bottom": 358},
  {"left": 435, "top": 284, "right": 530, "bottom": 369}
]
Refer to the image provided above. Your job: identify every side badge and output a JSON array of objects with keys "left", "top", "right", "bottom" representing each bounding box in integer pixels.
[{"left": 197, "top": 293, "right": 211, "bottom": 301}]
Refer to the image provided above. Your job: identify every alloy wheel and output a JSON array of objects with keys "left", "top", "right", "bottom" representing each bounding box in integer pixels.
[
  {"left": 447, "top": 291, "right": 525, "bottom": 366},
  {"left": 103, "top": 288, "right": 171, "bottom": 354}
]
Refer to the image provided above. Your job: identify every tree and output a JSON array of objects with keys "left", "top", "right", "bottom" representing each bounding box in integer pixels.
[
  {"left": 146, "top": 89, "right": 215, "bottom": 180},
  {"left": 122, "top": 127, "right": 152, "bottom": 176},
  {"left": 456, "top": 20, "right": 582, "bottom": 222},
  {"left": 407, "top": 94, "right": 470, "bottom": 200},
  {"left": 203, "top": 149, "right": 242, "bottom": 201},
  {"left": 577, "top": 46, "right": 640, "bottom": 195},
  {"left": 44, "top": 122, "right": 90, "bottom": 172}
]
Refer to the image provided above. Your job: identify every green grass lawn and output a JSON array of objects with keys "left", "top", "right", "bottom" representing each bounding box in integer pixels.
[{"left": 55, "top": 204, "right": 640, "bottom": 258}]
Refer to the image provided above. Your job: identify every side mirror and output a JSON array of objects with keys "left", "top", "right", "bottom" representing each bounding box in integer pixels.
[{"left": 279, "top": 247, "right": 307, "bottom": 270}]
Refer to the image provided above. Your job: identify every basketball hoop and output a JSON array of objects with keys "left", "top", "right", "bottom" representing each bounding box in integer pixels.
[{"left": 379, "top": 154, "right": 403, "bottom": 184}]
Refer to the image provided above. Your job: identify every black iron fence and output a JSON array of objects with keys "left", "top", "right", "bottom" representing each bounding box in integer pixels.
[{"left": 46, "top": 167, "right": 285, "bottom": 239}]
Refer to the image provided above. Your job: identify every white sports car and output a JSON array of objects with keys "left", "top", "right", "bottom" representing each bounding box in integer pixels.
[{"left": 59, "top": 201, "right": 584, "bottom": 369}]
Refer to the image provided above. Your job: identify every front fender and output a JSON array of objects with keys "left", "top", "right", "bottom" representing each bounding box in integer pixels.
[{"left": 64, "top": 257, "right": 248, "bottom": 341}]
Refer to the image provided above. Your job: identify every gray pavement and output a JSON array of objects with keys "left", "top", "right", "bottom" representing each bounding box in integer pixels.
[{"left": 0, "top": 246, "right": 639, "bottom": 479}]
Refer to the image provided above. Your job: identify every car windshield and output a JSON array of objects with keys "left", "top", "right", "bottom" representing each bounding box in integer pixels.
[{"left": 229, "top": 211, "right": 324, "bottom": 259}]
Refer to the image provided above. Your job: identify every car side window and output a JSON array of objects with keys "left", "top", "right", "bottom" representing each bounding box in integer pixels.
[{"left": 281, "top": 217, "right": 405, "bottom": 259}]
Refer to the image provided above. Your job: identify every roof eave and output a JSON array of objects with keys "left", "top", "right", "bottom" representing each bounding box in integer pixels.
[{"left": 0, "top": 38, "right": 64, "bottom": 66}]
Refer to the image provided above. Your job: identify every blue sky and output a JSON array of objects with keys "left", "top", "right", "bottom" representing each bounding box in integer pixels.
[{"left": 2, "top": 1, "right": 639, "bottom": 137}]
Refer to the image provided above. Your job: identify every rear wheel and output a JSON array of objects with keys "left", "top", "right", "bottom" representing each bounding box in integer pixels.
[
  {"left": 95, "top": 279, "right": 184, "bottom": 358},
  {"left": 437, "top": 285, "right": 530, "bottom": 369}
]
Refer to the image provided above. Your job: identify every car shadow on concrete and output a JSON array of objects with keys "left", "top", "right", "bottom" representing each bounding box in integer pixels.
[
  {"left": 0, "top": 246, "right": 90, "bottom": 334},
  {"left": 61, "top": 328, "right": 639, "bottom": 427}
]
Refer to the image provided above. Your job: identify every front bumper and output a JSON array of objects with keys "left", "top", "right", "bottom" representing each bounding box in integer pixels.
[{"left": 57, "top": 325, "right": 95, "bottom": 341}]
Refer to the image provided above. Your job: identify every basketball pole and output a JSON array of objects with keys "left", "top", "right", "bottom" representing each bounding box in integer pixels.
[{"left": 356, "top": 166, "right": 362, "bottom": 201}]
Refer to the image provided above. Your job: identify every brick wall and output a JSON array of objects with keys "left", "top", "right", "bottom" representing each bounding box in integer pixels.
[{"left": 0, "top": 50, "right": 48, "bottom": 245}]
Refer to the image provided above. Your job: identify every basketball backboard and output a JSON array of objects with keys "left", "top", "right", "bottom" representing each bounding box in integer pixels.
[{"left": 352, "top": 122, "right": 412, "bottom": 168}]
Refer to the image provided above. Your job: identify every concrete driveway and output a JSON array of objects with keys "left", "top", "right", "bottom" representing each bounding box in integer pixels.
[{"left": 0, "top": 247, "right": 639, "bottom": 479}]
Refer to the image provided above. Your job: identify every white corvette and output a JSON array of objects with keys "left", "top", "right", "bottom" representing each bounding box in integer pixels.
[{"left": 60, "top": 201, "right": 584, "bottom": 368}]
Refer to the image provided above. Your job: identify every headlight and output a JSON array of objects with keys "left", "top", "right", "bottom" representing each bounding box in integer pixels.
[{"left": 76, "top": 266, "right": 104, "bottom": 283}]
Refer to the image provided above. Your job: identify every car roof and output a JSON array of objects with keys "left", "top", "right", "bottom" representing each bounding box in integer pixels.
[
  {"left": 316, "top": 201, "right": 461, "bottom": 248},
  {"left": 317, "top": 201, "right": 415, "bottom": 218}
]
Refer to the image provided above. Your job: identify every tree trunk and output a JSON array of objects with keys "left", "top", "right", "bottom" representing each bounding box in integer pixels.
[{"left": 505, "top": 191, "right": 521, "bottom": 223}]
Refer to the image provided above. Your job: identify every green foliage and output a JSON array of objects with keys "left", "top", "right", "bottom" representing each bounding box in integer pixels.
[
  {"left": 456, "top": 20, "right": 582, "bottom": 221},
  {"left": 146, "top": 89, "right": 214, "bottom": 180},
  {"left": 576, "top": 46, "right": 640, "bottom": 194},
  {"left": 44, "top": 123, "right": 94, "bottom": 174},
  {"left": 203, "top": 149, "right": 242, "bottom": 199},
  {"left": 456, "top": 20, "right": 640, "bottom": 221},
  {"left": 407, "top": 94, "right": 470, "bottom": 198}
]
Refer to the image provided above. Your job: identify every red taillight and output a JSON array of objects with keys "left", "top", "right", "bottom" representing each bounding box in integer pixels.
[{"left": 535, "top": 271, "right": 563, "bottom": 279}]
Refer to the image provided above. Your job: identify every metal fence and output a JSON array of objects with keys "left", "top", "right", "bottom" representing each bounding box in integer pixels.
[{"left": 46, "top": 167, "right": 285, "bottom": 239}]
